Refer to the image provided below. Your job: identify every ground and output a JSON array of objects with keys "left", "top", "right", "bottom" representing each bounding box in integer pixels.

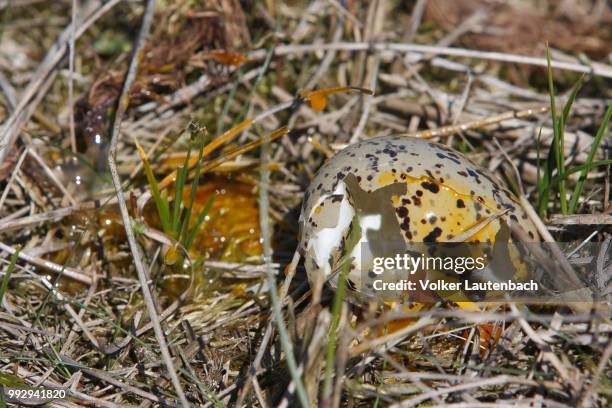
[{"left": 0, "top": 0, "right": 610, "bottom": 407}]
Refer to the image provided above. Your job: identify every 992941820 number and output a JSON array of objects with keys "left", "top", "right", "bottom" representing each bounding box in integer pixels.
[{"left": 2, "top": 387, "right": 66, "bottom": 402}]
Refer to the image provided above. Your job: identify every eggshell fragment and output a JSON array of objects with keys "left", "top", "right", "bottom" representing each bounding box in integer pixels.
[{"left": 298, "top": 136, "right": 538, "bottom": 302}]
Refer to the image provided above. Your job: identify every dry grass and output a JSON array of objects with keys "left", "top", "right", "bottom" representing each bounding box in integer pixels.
[{"left": 0, "top": 0, "right": 610, "bottom": 407}]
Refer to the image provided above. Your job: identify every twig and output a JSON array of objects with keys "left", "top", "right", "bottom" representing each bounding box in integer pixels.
[
  {"left": 389, "top": 375, "right": 539, "bottom": 407},
  {"left": 426, "top": 401, "right": 569, "bottom": 408},
  {"left": 0, "top": 207, "right": 28, "bottom": 225},
  {"left": 102, "top": 294, "right": 184, "bottom": 354},
  {"left": 0, "top": 0, "right": 47, "bottom": 8},
  {"left": 247, "top": 42, "right": 612, "bottom": 78},
  {"left": 134, "top": 67, "right": 268, "bottom": 116},
  {"left": 548, "top": 213, "right": 612, "bottom": 225},
  {"left": 350, "top": 54, "right": 380, "bottom": 143},
  {"left": 68, "top": 0, "right": 78, "bottom": 153},
  {"left": 493, "top": 137, "right": 525, "bottom": 196},
  {"left": 327, "top": 0, "right": 362, "bottom": 28},
  {"left": 304, "top": 2, "right": 344, "bottom": 90},
  {"left": 404, "top": 0, "right": 427, "bottom": 43},
  {"left": 0, "top": 148, "right": 27, "bottom": 212},
  {"left": 60, "top": 276, "right": 98, "bottom": 355},
  {"left": 451, "top": 72, "right": 473, "bottom": 125},
  {"left": 518, "top": 196, "right": 589, "bottom": 295},
  {"left": 201, "top": 260, "right": 280, "bottom": 277},
  {"left": 401, "top": 106, "right": 548, "bottom": 139},
  {"left": 0, "top": 202, "right": 97, "bottom": 233},
  {"left": 0, "top": 240, "right": 92, "bottom": 284},
  {"left": 105, "top": 0, "right": 190, "bottom": 406}
]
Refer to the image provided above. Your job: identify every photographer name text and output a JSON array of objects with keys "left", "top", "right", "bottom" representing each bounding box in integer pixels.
[{"left": 372, "top": 279, "right": 539, "bottom": 291}]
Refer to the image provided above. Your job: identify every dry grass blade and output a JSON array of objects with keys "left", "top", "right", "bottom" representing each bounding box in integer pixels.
[
  {"left": 199, "top": 127, "right": 290, "bottom": 174},
  {"left": 105, "top": 0, "right": 189, "bottom": 406},
  {"left": 401, "top": 106, "right": 547, "bottom": 138},
  {"left": 157, "top": 118, "right": 254, "bottom": 191},
  {"left": 447, "top": 209, "right": 509, "bottom": 243},
  {"left": 156, "top": 86, "right": 373, "bottom": 192},
  {"left": 350, "top": 314, "right": 437, "bottom": 356}
]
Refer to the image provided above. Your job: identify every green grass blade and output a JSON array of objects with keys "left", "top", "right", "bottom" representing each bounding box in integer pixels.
[
  {"left": 538, "top": 141, "right": 557, "bottom": 217},
  {"left": 136, "top": 141, "right": 172, "bottom": 234},
  {"left": 557, "top": 73, "right": 584, "bottom": 214},
  {"left": 171, "top": 165, "right": 185, "bottom": 237},
  {"left": 172, "top": 147, "right": 191, "bottom": 238},
  {"left": 545, "top": 44, "right": 558, "bottom": 155},
  {"left": 184, "top": 193, "right": 216, "bottom": 251},
  {"left": 557, "top": 116, "right": 568, "bottom": 215},
  {"left": 541, "top": 158, "right": 612, "bottom": 201},
  {"left": 536, "top": 127, "right": 543, "bottom": 195},
  {"left": 568, "top": 104, "right": 612, "bottom": 213},
  {"left": 561, "top": 74, "right": 584, "bottom": 126},
  {"left": 180, "top": 147, "right": 204, "bottom": 246},
  {"left": 0, "top": 245, "right": 20, "bottom": 304},
  {"left": 546, "top": 43, "right": 567, "bottom": 214},
  {"left": 323, "top": 215, "right": 362, "bottom": 400},
  {"left": 159, "top": 190, "right": 171, "bottom": 231}
]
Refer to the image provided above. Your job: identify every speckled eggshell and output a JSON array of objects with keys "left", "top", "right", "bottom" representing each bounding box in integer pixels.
[{"left": 298, "top": 135, "right": 539, "bottom": 300}]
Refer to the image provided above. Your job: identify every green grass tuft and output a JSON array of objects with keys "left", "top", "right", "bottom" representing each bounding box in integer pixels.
[
  {"left": 0, "top": 245, "right": 20, "bottom": 304},
  {"left": 137, "top": 140, "right": 172, "bottom": 234},
  {"left": 537, "top": 43, "right": 610, "bottom": 217},
  {"left": 568, "top": 104, "right": 612, "bottom": 213},
  {"left": 323, "top": 214, "right": 363, "bottom": 401},
  {"left": 137, "top": 127, "right": 217, "bottom": 254}
]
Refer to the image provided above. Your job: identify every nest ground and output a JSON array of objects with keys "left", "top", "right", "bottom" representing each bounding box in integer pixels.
[{"left": 0, "top": 0, "right": 610, "bottom": 407}]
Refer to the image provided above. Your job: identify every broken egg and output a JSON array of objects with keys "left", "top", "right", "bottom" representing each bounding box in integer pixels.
[{"left": 298, "top": 136, "right": 539, "bottom": 304}]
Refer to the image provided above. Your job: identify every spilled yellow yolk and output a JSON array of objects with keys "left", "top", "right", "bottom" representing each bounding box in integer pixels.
[
  {"left": 149, "top": 176, "right": 262, "bottom": 298},
  {"left": 183, "top": 176, "right": 262, "bottom": 261},
  {"left": 144, "top": 176, "right": 262, "bottom": 261}
]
